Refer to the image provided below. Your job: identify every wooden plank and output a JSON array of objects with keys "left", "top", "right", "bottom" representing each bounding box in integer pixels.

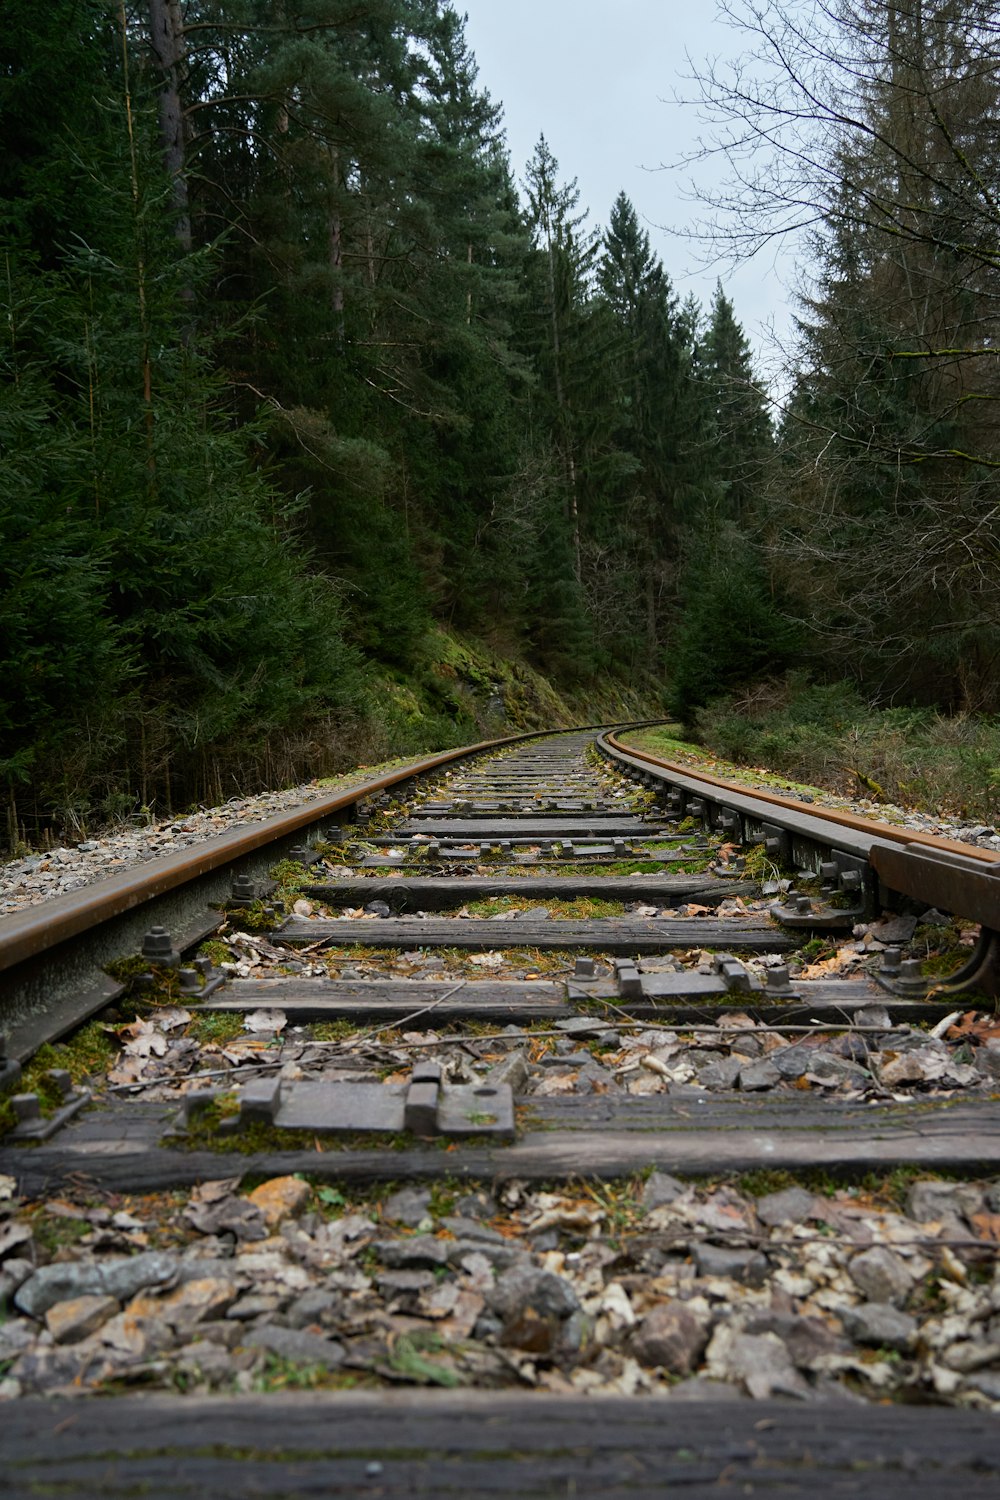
[
  {"left": 3, "top": 1392, "right": 999, "bottom": 1498},
  {"left": 358, "top": 858, "right": 695, "bottom": 870},
  {"left": 362, "top": 833, "right": 691, "bottom": 848},
  {"left": 392, "top": 818, "right": 665, "bottom": 837},
  {"left": 276, "top": 916, "right": 792, "bottom": 952},
  {"left": 215, "top": 978, "right": 570, "bottom": 1021},
  {"left": 304, "top": 875, "right": 752, "bottom": 908},
  {"left": 205, "top": 975, "right": 951, "bottom": 1027},
  {"left": 8, "top": 1099, "right": 1000, "bottom": 1196},
  {"left": 408, "top": 806, "right": 620, "bottom": 818}
]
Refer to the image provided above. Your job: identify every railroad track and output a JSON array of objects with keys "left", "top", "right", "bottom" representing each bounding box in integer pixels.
[{"left": 2, "top": 724, "right": 1000, "bottom": 1494}]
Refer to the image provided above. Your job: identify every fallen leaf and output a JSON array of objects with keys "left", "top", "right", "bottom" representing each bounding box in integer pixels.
[
  {"left": 244, "top": 1008, "right": 287, "bottom": 1034},
  {"left": 947, "top": 1011, "right": 1000, "bottom": 1043},
  {"left": 971, "top": 1212, "right": 1000, "bottom": 1243}
]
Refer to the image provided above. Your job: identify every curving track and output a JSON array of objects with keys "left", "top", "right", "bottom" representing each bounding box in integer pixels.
[{"left": 2, "top": 723, "right": 1000, "bottom": 1487}]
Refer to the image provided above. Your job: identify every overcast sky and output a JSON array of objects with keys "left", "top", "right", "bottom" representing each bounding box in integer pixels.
[{"left": 455, "top": 1, "right": 795, "bottom": 384}]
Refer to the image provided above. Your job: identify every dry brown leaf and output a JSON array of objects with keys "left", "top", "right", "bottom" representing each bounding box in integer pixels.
[
  {"left": 971, "top": 1212, "right": 1000, "bottom": 1243},
  {"left": 947, "top": 1010, "right": 1000, "bottom": 1043}
]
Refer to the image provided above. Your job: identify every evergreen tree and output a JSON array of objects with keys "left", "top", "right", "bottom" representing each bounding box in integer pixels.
[{"left": 697, "top": 284, "right": 772, "bottom": 526}]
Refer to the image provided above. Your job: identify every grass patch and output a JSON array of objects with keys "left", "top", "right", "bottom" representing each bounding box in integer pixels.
[{"left": 29, "top": 1210, "right": 92, "bottom": 1255}]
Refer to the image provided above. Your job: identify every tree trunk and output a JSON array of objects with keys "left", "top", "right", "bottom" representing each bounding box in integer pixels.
[
  {"left": 328, "top": 146, "right": 345, "bottom": 348},
  {"left": 147, "top": 0, "right": 191, "bottom": 252}
]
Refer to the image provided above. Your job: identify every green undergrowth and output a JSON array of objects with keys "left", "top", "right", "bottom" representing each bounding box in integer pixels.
[
  {"left": 640, "top": 674, "right": 1000, "bottom": 820},
  {"left": 365, "top": 626, "right": 664, "bottom": 757}
]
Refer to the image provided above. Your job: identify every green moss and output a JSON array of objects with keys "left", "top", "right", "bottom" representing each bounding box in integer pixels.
[
  {"left": 309, "top": 1020, "right": 362, "bottom": 1043},
  {"left": 464, "top": 895, "right": 625, "bottom": 919},
  {"left": 796, "top": 937, "right": 838, "bottom": 964},
  {"left": 1, "top": 1020, "right": 119, "bottom": 1140},
  {"left": 198, "top": 939, "right": 234, "bottom": 968},
  {"left": 168, "top": 1095, "right": 440, "bottom": 1156},
  {"left": 31, "top": 1211, "right": 92, "bottom": 1255},
  {"left": 105, "top": 952, "right": 185, "bottom": 1009},
  {"left": 186, "top": 1013, "right": 245, "bottom": 1046}
]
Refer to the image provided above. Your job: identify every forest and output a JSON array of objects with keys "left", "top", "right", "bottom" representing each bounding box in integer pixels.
[{"left": 3, "top": 1, "right": 999, "bottom": 844}]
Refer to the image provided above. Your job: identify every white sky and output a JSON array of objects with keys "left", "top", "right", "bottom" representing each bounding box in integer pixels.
[{"left": 455, "top": 0, "right": 795, "bottom": 385}]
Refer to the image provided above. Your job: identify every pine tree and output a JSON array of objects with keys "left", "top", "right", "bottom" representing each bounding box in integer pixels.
[{"left": 698, "top": 284, "right": 771, "bottom": 526}]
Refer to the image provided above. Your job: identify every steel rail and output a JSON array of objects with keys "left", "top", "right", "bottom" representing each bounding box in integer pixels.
[
  {"left": 602, "top": 730, "right": 1000, "bottom": 995},
  {"left": 604, "top": 731, "right": 1000, "bottom": 867}
]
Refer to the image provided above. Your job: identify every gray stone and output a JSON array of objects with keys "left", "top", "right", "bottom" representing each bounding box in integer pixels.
[
  {"left": 744, "top": 1311, "right": 848, "bottom": 1368},
  {"left": 869, "top": 914, "right": 918, "bottom": 944},
  {"left": 172, "top": 1341, "right": 250, "bottom": 1385},
  {"left": 803, "top": 1051, "right": 870, "bottom": 1087},
  {"left": 284, "top": 1288, "right": 338, "bottom": 1328},
  {"left": 756, "top": 1188, "right": 817, "bottom": 1227},
  {"left": 243, "top": 1324, "right": 345, "bottom": 1369},
  {"left": 0, "top": 1258, "right": 34, "bottom": 1294},
  {"left": 691, "top": 1050, "right": 726, "bottom": 1070},
  {"left": 697, "top": 1057, "right": 742, "bottom": 1091},
  {"left": 15, "top": 1250, "right": 179, "bottom": 1319},
  {"left": 184, "top": 1197, "right": 267, "bottom": 1242},
  {"left": 555, "top": 1017, "right": 608, "bottom": 1040},
  {"left": 446, "top": 1238, "right": 525, "bottom": 1270},
  {"left": 840, "top": 1301, "right": 917, "bottom": 1351},
  {"left": 12, "top": 1345, "right": 97, "bottom": 1394},
  {"left": 906, "top": 1179, "right": 984, "bottom": 1225},
  {"left": 544, "top": 1048, "right": 591, "bottom": 1065},
  {"left": 729, "top": 1034, "right": 762, "bottom": 1059},
  {"left": 376, "top": 1270, "right": 436, "bottom": 1302},
  {"left": 694, "top": 1244, "right": 769, "bottom": 1286},
  {"left": 441, "top": 1216, "right": 505, "bottom": 1245},
  {"left": 772, "top": 1045, "right": 814, "bottom": 1080},
  {"left": 977, "top": 1042, "right": 1000, "bottom": 1082},
  {"left": 848, "top": 1246, "right": 914, "bottom": 1307},
  {"left": 0, "top": 1319, "right": 37, "bottom": 1361},
  {"left": 486, "top": 1263, "right": 580, "bottom": 1321},
  {"left": 853, "top": 1006, "right": 892, "bottom": 1030},
  {"left": 187, "top": 1319, "right": 242, "bottom": 1349},
  {"left": 381, "top": 1188, "right": 433, "bottom": 1227},
  {"left": 373, "top": 1235, "right": 450, "bottom": 1269},
  {"left": 485, "top": 1051, "right": 531, "bottom": 1092},
  {"left": 576, "top": 1061, "right": 618, "bottom": 1094},
  {"left": 631, "top": 1303, "right": 709, "bottom": 1373},
  {"left": 45, "top": 1295, "right": 119, "bottom": 1345},
  {"left": 0, "top": 1221, "right": 33, "bottom": 1261},
  {"left": 642, "top": 1172, "right": 686, "bottom": 1210},
  {"left": 472, "top": 1311, "right": 504, "bottom": 1342},
  {"left": 454, "top": 1192, "right": 498, "bottom": 1220},
  {"left": 706, "top": 1326, "right": 812, "bottom": 1400},
  {"left": 739, "top": 1058, "right": 782, "bottom": 1091},
  {"left": 963, "top": 1370, "right": 1000, "bottom": 1400},
  {"left": 226, "top": 1294, "right": 286, "bottom": 1321}
]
